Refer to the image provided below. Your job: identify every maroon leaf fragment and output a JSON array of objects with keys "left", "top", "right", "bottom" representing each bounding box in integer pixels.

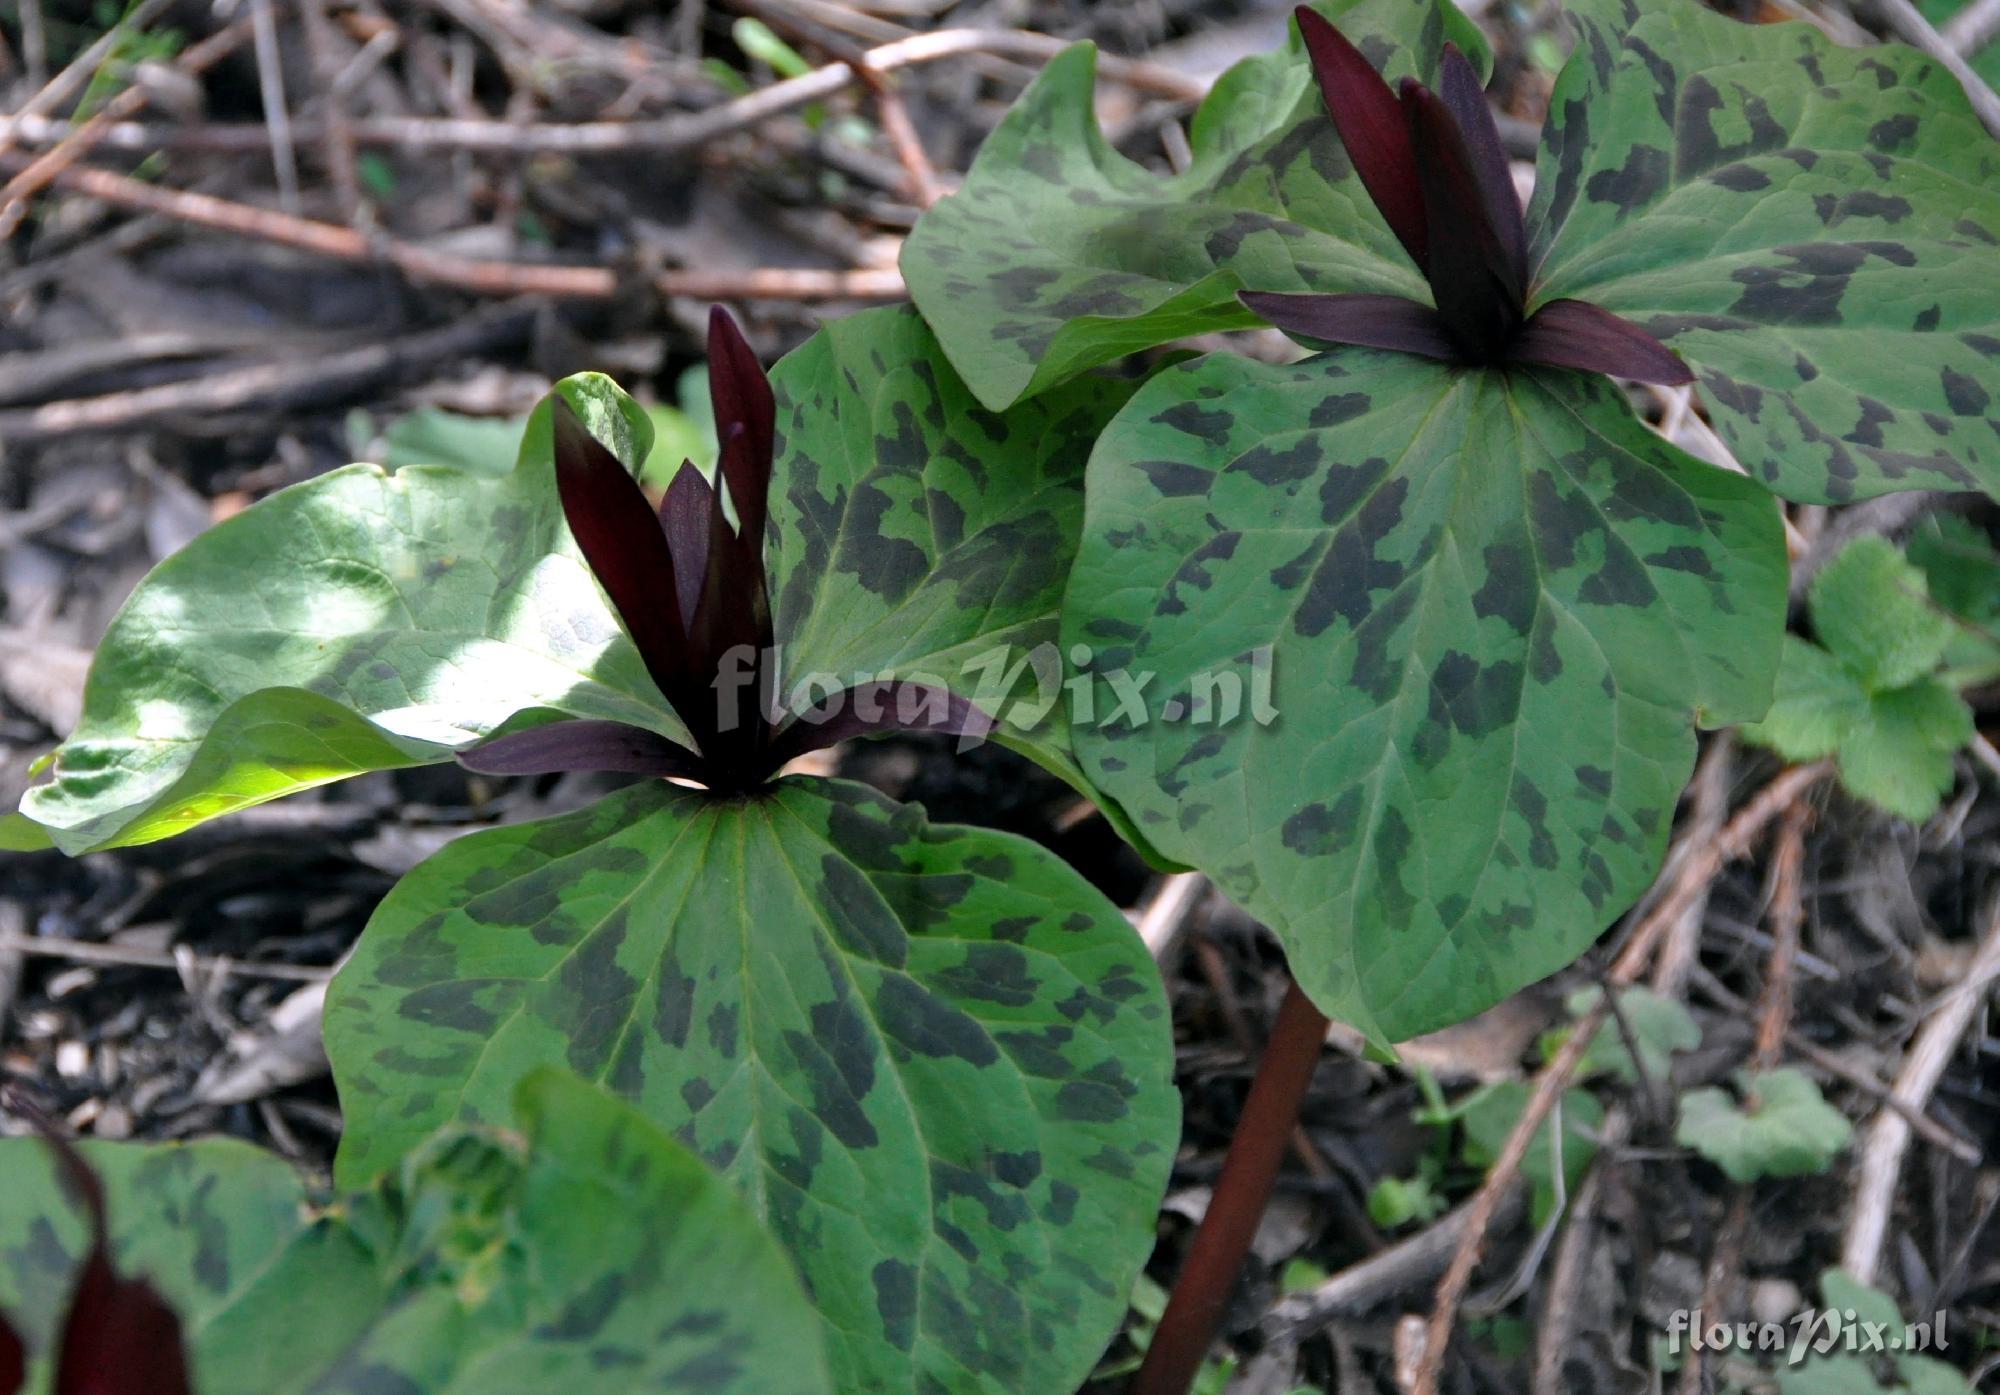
[
  {"left": 55, "top": 1258, "right": 191, "bottom": 1395},
  {"left": 551, "top": 397, "right": 692, "bottom": 713},
  {"left": 1237, "top": 291, "right": 1461, "bottom": 361},
  {"left": 1401, "top": 81, "right": 1522, "bottom": 361},
  {"left": 767, "top": 682, "right": 994, "bottom": 764},
  {"left": 457, "top": 720, "right": 707, "bottom": 780},
  {"left": 1511, "top": 298, "right": 1696, "bottom": 385},
  {"left": 0, "top": 1103, "right": 196, "bottom": 1395},
  {"left": 1, "top": 1315, "right": 23, "bottom": 1395},
  {"left": 1434, "top": 43, "right": 1524, "bottom": 300},
  {"left": 1295, "top": 6, "right": 1427, "bottom": 271}
]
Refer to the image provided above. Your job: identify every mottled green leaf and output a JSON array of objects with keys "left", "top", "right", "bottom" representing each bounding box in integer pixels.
[
  {"left": 900, "top": 0, "right": 1488, "bottom": 410},
  {"left": 1065, "top": 349, "right": 1784, "bottom": 1041},
  {"left": 16, "top": 374, "right": 676, "bottom": 855},
  {"left": 325, "top": 776, "right": 1175, "bottom": 1395},
  {"left": 1676, "top": 1067, "right": 1853, "bottom": 1182},
  {"left": 764, "top": 306, "right": 1164, "bottom": 855},
  {"left": 0, "top": 1071, "right": 829, "bottom": 1394},
  {"left": 1529, "top": 0, "right": 2000, "bottom": 503}
]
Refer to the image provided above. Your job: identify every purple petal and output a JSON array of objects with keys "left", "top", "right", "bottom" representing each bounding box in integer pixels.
[
  {"left": 23, "top": 1115, "right": 194, "bottom": 1395},
  {"left": 1401, "top": 81, "right": 1522, "bottom": 360},
  {"left": 1295, "top": 7, "right": 1428, "bottom": 271},
  {"left": 767, "top": 681, "right": 994, "bottom": 764},
  {"left": 55, "top": 1261, "right": 190, "bottom": 1395},
  {"left": 456, "top": 720, "right": 707, "bottom": 779},
  {"left": 1435, "top": 44, "right": 1525, "bottom": 300},
  {"left": 1, "top": 1313, "right": 21, "bottom": 1395},
  {"left": 1511, "top": 299, "right": 1696, "bottom": 385},
  {"left": 551, "top": 397, "right": 691, "bottom": 710},
  {"left": 706, "top": 307, "right": 775, "bottom": 552},
  {"left": 1238, "top": 291, "right": 1461, "bottom": 361},
  {"left": 660, "top": 461, "right": 715, "bottom": 633}
]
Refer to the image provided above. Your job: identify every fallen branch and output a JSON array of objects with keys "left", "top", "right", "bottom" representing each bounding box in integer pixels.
[
  {"left": 0, "top": 27, "right": 1204, "bottom": 161},
  {"left": 0, "top": 301, "right": 538, "bottom": 442},
  {"left": 1840, "top": 890, "right": 2000, "bottom": 1282},
  {"left": 0, "top": 153, "right": 906, "bottom": 303},
  {"left": 1410, "top": 761, "right": 1832, "bottom": 1395}
]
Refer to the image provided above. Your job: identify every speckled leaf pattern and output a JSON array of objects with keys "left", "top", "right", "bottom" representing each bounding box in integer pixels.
[
  {"left": 900, "top": 0, "right": 1488, "bottom": 410},
  {"left": 325, "top": 775, "right": 1175, "bottom": 1395},
  {"left": 1064, "top": 350, "right": 1785, "bottom": 1042},
  {"left": 18, "top": 376, "right": 679, "bottom": 854},
  {"left": 1528, "top": 0, "right": 2000, "bottom": 502},
  {"left": 764, "top": 306, "right": 1165, "bottom": 855},
  {"left": 0, "top": 1071, "right": 830, "bottom": 1394}
]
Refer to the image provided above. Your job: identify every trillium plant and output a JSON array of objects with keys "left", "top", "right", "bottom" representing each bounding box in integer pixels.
[{"left": 5, "top": 0, "right": 1999, "bottom": 1392}]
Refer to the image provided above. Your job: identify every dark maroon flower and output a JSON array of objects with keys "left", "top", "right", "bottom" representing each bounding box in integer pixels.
[
  {"left": 1238, "top": 8, "right": 1692, "bottom": 385},
  {"left": 459, "top": 307, "right": 989, "bottom": 794},
  {"left": 0, "top": 1101, "right": 192, "bottom": 1395}
]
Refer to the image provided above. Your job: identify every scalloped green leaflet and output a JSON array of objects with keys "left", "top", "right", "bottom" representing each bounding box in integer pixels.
[
  {"left": 17, "top": 375, "right": 675, "bottom": 855},
  {"left": 900, "top": 0, "right": 1489, "bottom": 411},
  {"left": 1528, "top": 0, "right": 2000, "bottom": 502},
  {"left": 325, "top": 776, "right": 1175, "bottom": 1395},
  {"left": 0, "top": 1071, "right": 830, "bottom": 1394},
  {"left": 1064, "top": 350, "right": 1785, "bottom": 1042}
]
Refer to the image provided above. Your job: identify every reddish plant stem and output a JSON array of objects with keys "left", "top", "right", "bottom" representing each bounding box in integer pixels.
[{"left": 1133, "top": 978, "right": 1329, "bottom": 1395}]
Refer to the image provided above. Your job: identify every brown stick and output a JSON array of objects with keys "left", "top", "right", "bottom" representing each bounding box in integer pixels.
[
  {"left": 0, "top": 154, "right": 906, "bottom": 303},
  {"left": 0, "top": 0, "right": 179, "bottom": 159},
  {"left": 0, "top": 26, "right": 1204, "bottom": 161},
  {"left": 1409, "top": 761, "right": 1831, "bottom": 1395},
  {"left": 0, "top": 19, "right": 253, "bottom": 239},
  {"left": 1133, "top": 980, "right": 1329, "bottom": 1395}
]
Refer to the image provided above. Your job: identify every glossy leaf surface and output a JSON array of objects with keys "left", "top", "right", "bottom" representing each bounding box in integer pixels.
[
  {"left": 0, "top": 1072, "right": 829, "bottom": 1394},
  {"left": 325, "top": 777, "right": 1174, "bottom": 1395},
  {"left": 900, "top": 0, "right": 1489, "bottom": 410},
  {"left": 18, "top": 376, "right": 675, "bottom": 854},
  {"left": 1528, "top": 0, "right": 2000, "bottom": 502},
  {"left": 1064, "top": 350, "right": 1785, "bottom": 1040}
]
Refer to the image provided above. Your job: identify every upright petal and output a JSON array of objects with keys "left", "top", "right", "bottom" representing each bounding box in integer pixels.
[
  {"left": 660, "top": 460, "right": 715, "bottom": 633},
  {"left": 706, "top": 306, "right": 776, "bottom": 550},
  {"left": 551, "top": 397, "right": 691, "bottom": 711},
  {"left": 1239, "top": 291, "right": 1462, "bottom": 361},
  {"left": 1402, "top": 81, "right": 1522, "bottom": 361},
  {"left": 1435, "top": 43, "right": 1525, "bottom": 300},
  {"left": 1295, "top": 7, "right": 1428, "bottom": 271},
  {"left": 1511, "top": 299, "right": 1695, "bottom": 385}
]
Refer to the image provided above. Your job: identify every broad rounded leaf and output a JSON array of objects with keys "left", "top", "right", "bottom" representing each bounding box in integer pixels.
[
  {"left": 325, "top": 776, "right": 1175, "bottom": 1395},
  {"left": 0, "top": 1071, "right": 829, "bottom": 1394},
  {"left": 765, "top": 305, "right": 1168, "bottom": 859},
  {"left": 1675, "top": 1067, "right": 1854, "bottom": 1182},
  {"left": 1064, "top": 350, "right": 1785, "bottom": 1041},
  {"left": 18, "top": 375, "right": 676, "bottom": 854},
  {"left": 900, "top": 0, "right": 1488, "bottom": 410},
  {"left": 1528, "top": 0, "right": 2000, "bottom": 503}
]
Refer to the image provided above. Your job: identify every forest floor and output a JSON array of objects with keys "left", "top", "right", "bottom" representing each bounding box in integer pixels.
[{"left": 2, "top": 1, "right": 1997, "bottom": 1392}]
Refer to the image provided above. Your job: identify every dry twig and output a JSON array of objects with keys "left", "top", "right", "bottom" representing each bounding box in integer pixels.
[
  {"left": 1841, "top": 892, "right": 2000, "bottom": 1282},
  {"left": 1410, "top": 761, "right": 1832, "bottom": 1395}
]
